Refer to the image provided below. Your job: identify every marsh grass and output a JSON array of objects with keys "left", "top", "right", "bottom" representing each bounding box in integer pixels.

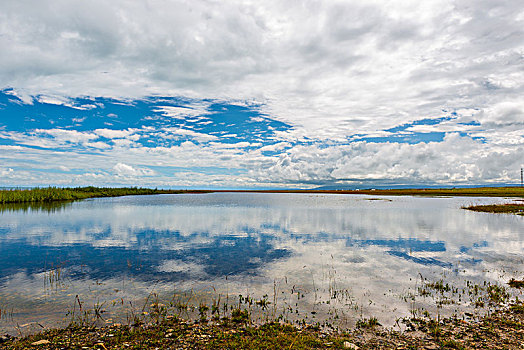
[
  {"left": 43, "top": 266, "right": 64, "bottom": 293},
  {"left": 1, "top": 251, "right": 521, "bottom": 346},
  {"left": 1, "top": 260, "right": 518, "bottom": 338},
  {"left": 2, "top": 271, "right": 524, "bottom": 349},
  {"left": 508, "top": 279, "right": 524, "bottom": 289},
  {"left": 0, "top": 187, "right": 209, "bottom": 205},
  {"left": 463, "top": 203, "right": 524, "bottom": 214}
]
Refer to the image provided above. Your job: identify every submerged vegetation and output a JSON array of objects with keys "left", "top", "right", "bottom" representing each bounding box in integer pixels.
[
  {"left": 1, "top": 244, "right": 523, "bottom": 348},
  {"left": 0, "top": 187, "right": 210, "bottom": 204},
  {"left": 1, "top": 281, "right": 524, "bottom": 349}
]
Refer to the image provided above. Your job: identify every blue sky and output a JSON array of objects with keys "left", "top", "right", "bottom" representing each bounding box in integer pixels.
[{"left": 0, "top": 0, "right": 523, "bottom": 188}]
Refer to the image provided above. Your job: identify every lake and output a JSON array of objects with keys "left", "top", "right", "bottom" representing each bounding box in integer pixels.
[{"left": 0, "top": 193, "right": 523, "bottom": 334}]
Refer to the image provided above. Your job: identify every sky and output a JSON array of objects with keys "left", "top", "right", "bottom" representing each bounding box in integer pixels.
[{"left": 0, "top": 0, "right": 523, "bottom": 189}]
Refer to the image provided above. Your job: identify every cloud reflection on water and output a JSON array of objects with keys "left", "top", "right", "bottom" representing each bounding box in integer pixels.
[{"left": 0, "top": 193, "right": 523, "bottom": 330}]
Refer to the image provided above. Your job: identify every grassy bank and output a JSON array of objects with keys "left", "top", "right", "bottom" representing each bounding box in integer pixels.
[
  {"left": 463, "top": 203, "right": 524, "bottom": 215},
  {"left": 0, "top": 187, "right": 210, "bottom": 204},
  {"left": 2, "top": 276, "right": 524, "bottom": 349},
  {"left": 2, "top": 299, "right": 523, "bottom": 349}
]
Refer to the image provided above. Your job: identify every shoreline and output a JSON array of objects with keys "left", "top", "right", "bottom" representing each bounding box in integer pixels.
[{"left": 2, "top": 299, "right": 523, "bottom": 349}]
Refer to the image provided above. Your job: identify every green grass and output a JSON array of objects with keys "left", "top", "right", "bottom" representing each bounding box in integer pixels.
[
  {"left": 1, "top": 320, "right": 355, "bottom": 349},
  {"left": 3, "top": 301, "right": 524, "bottom": 349},
  {"left": 0, "top": 187, "right": 210, "bottom": 204}
]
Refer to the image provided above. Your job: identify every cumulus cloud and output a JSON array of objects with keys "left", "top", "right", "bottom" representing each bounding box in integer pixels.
[
  {"left": 155, "top": 104, "right": 212, "bottom": 120},
  {"left": 0, "top": 0, "right": 522, "bottom": 138},
  {"left": 0, "top": 0, "right": 523, "bottom": 187},
  {"left": 94, "top": 128, "right": 135, "bottom": 139},
  {"left": 158, "top": 127, "right": 219, "bottom": 143},
  {"left": 254, "top": 134, "right": 524, "bottom": 186},
  {"left": 113, "top": 163, "right": 156, "bottom": 177}
]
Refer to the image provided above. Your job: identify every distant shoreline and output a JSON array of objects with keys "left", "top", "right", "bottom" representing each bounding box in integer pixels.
[
  {"left": 1, "top": 186, "right": 523, "bottom": 206},
  {"left": 213, "top": 186, "right": 524, "bottom": 197}
]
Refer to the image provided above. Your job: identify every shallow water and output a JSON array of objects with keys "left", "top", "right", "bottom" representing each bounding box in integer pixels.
[{"left": 0, "top": 193, "right": 523, "bottom": 333}]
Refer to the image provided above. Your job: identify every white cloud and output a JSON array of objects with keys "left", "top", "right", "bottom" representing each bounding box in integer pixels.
[
  {"left": 3, "top": 89, "right": 33, "bottom": 104},
  {"left": 0, "top": 145, "right": 23, "bottom": 150},
  {"left": 0, "top": 130, "right": 98, "bottom": 149},
  {"left": 113, "top": 163, "right": 156, "bottom": 177},
  {"left": 2, "top": 128, "right": 522, "bottom": 188},
  {"left": 159, "top": 127, "right": 219, "bottom": 143},
  {"left": 154, "top": 104, "right": 211, "bottom": 120},
  {"left": 85, "top": 141, "right": 111, "bottom": 149},
  {"left": 94, "top": 128, "right": 135, "bottom": 139},
  {"left": 36, "top": 128, "right": 98, "bottom": 143},
  {"left": 254, "top": 134, "right": 524, "bottom": 186},
  {"left": 0, "top": 0, "right": 522, "bottom": 140},
  {"left": 0, "top": 168, "right": 14, "bottom": 177},
  {"left": 0, "top": 0, "right": 523, "bottom": 187},
  {"left": 209, "top": 141, "right": 251, "bottom": 149},
  {"left": 258, "top": 142, "right": 291, "bottom": 152}
]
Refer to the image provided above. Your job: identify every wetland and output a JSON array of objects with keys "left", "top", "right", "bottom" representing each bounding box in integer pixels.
[{"left": 0, "top": 191, "right": 523, "bottom": 347}]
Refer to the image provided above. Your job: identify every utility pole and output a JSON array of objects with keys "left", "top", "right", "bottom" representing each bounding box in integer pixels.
[{"left": 521, "top": 168, "right": 523, "bottom": 187}]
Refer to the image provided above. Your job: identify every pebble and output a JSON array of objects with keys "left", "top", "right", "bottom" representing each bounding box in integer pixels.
[
  {"left": 424, "top": 345, "right": 439, "bottom": 350},
  {"left": 343, "top": 341, "right": 359, "bottom": 349},
  {"left": 31, "top": 339, "right": 51, "bottom": 345}
]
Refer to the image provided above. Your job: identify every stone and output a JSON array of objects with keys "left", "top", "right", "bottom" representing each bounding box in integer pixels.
[
  {"left": 343, "top": 341, "right": 359, "bottom": 349},
  {"left": 31, "top": 339, "right": 50, "bottom": 345}
]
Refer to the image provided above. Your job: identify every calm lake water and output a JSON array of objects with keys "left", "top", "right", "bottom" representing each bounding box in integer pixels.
[{"left": 0, "top": 193, "right": 523, "bottom": 333}]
